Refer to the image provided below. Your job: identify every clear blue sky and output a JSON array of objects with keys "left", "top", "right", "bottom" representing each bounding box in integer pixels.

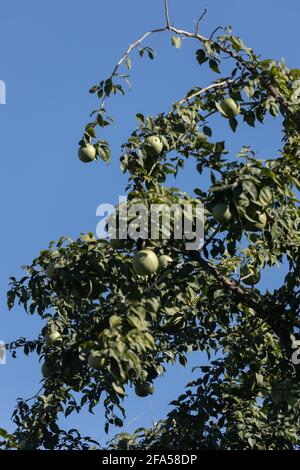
[{"left": 0, "top": 0, "right": 298, "bottom": 446}]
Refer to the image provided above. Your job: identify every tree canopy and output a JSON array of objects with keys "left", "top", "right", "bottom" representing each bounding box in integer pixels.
[{"left": 2, "top": 0, "right": 300, "bottom": 450}]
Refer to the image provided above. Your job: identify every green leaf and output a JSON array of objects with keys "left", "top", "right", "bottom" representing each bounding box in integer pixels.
[
  {"left": 125, "top": 57, "right": 132, "bottom": 70},
  {"left": 259, "top": 187, "right": 273, "bottom": 206},
  {"left": 196, "top": 49, "right": 207, "bottom": 65},
  {"left": 112, "top": 383, "right": 125, "bottom": 396},
  {"left": 209, "top": 59, "right": 221, "bottom": 74},
  {"left": 203, "top": 126, "right": 212, "bottom": 137},
  {"left": 229, "top": 117, "right": 238, "bottom": 132}
]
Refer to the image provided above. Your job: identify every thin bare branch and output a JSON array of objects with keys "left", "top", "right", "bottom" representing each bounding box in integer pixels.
[
  {"left": 164, "top": 0, "right": 171, "bottom": 28},
  {"left": 194, "top": 8, "right": 207, "bottom": 35},
  {"left": 177, "top": 80, "right": 231, "bottom": 106},
  {"left": 209, "top": 26, "right": 224, "bottom": 40},
  {"left": 100, "top": 28, "right": 165, "bottom": 110}
]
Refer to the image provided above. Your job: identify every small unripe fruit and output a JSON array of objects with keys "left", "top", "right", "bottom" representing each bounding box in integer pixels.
[
  {"left": 212, "top": 203, "right": 232, "bottom": 224},
  {"left": 220, "top": 98, "right": 240, "bottom": 118},
  {"left": 135, "top": 382, "right": 155, "bottom": 397},
  {"left": 45, "top": 331, "right": 62, "bottom": 345},
  {"left": 41, "top": 361, "right": 54, "bottom": 378},
  {"left": 144, "top": 136, "right": 163, "bottom": 157},
  {"left": 244, "top": 211, "right": 267, "bottom": 232},
  {"left": 78, "top": 144, "right": 96, "bottom": 163},
  {"left": 133, "top": 249, "right": 159, "bottom": 276},
  {"left": 158, "top": 255, "right": 173, "bottom": 268}
]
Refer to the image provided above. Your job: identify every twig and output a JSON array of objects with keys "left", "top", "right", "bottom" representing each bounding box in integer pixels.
[
  {"left": 209, "top": 26, "right": 224, "bottom": 41},
  {"left": 194, "top": 8, "right": 207, "bottom": 35},
  {"left": 193, "top": 253, "right": 293, "bottom": 352},
  {"left": 100, "top": 28, "right": 165, "bottom": 110},
  {"left": 177, "top": 80, "right": 231, "bottom": 106},
  {"left": 200, "top": 224, "right": 221, "bottom": 253},
  {"left": 164, "top": 0, "right": 171, "bottom": 29}
]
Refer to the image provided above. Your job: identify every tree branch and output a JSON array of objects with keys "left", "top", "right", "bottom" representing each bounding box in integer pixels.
[
  {"left": 100, "top": 28, "right": 165, "bottom": 110},
  {"left": 164, "top": 0, "right": 171, "bottom": 29},
  {"left": 194, "top": 8, "right": 207, "bottom": 35},
  {"left": 176, "top": 80, "right": 231, "bottom": 106},
  {"left": 193, "top": 253, "right": 293, "bottom": 353}
]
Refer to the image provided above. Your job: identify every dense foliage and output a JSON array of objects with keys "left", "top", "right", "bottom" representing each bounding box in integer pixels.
[{"left": 2, "top": 1, "right": 300, "bottom": 450}]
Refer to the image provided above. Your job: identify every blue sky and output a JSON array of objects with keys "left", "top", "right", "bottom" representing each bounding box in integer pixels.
[{"left": 0, "top": 0, "right": 298, "bottom": 446}]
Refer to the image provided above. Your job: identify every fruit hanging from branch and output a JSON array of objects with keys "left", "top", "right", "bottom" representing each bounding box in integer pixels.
[
  {"left": 158, "top": 254, "right": 173, "bottom": 267},
  {"left": 212, "top": 202, "right": 233, "bottom": 224},
  {"left": 78, "top": 144, "right": 96, "bottom": 163},
  {"left": 217, "top": 98, "right": 241, "bottom": 118},
  {"left": 134, "top": 382, "right": 155, "bottom": 397},
  {"left": 133, "top": 249, "right": 159, "bottom": 276},
  {"left": 144, "top": 135, "right": 163, "bottom": 157},
  {"left": 243, "top": 209, "right": 267, "bottom": 232},
  {"left": 44, "top": 330, "right": 62, "bottom": 346}
]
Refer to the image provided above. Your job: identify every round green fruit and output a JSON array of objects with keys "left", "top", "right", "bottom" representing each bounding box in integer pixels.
[
  {"left": 144, "top": 136, "right": 163, "bottom": 157},
  {"left": 87, "top": 351, "right": 104, "bottom": 370},
  {"left": 45, "top": 331, "right": 62, "bottom": 345},
  {"left": 78, "top": 144, "right": 96, "bottom": 163},
  {"left": 240, "top": 265, "right": 261, "bottom": 286},
  {"left": 133, "top": 249, "right": 159, "bottom": 276},
  {"left": 41, "top": 361, "right": 55, "bottom": 378},
  {"left": 158, "top": 255, "right": 173, "bottom": 268},
  {"left": 212, "top": 202, "right": 233, "bottom": 224},
  {"left": 135, "top": 382, "right": 155, "bottom": 397},
  {"left": 220, "top": 98, "right": 240, "bottom": 118},
  {"left": 244, "top": 211, "right": 267, "bottom": 232}
]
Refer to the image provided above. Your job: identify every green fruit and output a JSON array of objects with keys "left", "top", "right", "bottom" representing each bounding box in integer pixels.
[
  {"left": 133, "top": 249, "right": 159, "bottom": 276},
  {"left": 135, "top": 382, "right": 155, "bottom": 397},
  {"left": 240, "top": 265, "right": 261, "bottom": 285},
  {"left": 87, "top": 351, "right": 104, "bottom": 370},
  {"left": 220, "top": 98, "right": 240, "bottom": 118},
  {"left": 244, "top": 211, "right": 267, "bottom": 231},
  {"left": 158, "top": 255, "right": 173, "bottom": 268},
  {"left": 41, "top": 361, "right": 55, "bottom": 378},
  {"left": 144, "top": 136, "right": 163, "bottom": 157},
  {"left": 212, "top": 202, "right": 233, "bottom": 224},
  {"left": 78, "top": 144, "right": 96, "bottom": 163},
  {"left": 45, "top": 331, "right": 62, "bottom": 345}
]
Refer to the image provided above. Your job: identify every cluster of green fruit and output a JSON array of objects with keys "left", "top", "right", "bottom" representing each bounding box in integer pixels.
[
  {"left": 78, "top": 135, "right": 163, "bottom": 163},
  {"left": 42, "top": 330, "right": 155, "bottom": 397},
  {"left": 132, "top": 249, "right": 172, "bottom": 276}
]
